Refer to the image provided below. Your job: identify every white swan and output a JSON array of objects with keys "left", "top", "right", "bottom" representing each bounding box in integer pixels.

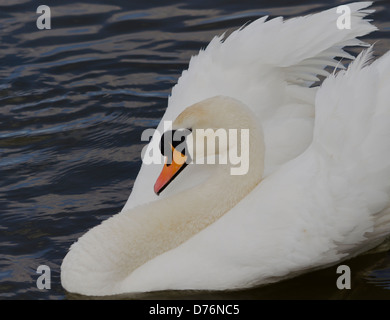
[
  {"left": 61, "top": 2, "right": 390, "bottom": 296},
  {"left": 122, "top": 1, "right": 376, "bottom": 209}
]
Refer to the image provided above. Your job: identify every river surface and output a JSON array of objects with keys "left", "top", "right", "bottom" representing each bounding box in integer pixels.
[{"left": 1, "top": 0, "right": 390, "bottom": 300}]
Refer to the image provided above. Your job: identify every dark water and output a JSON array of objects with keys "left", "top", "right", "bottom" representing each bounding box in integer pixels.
[{"left": 1, "top": 0, "right": 390, "bottom": 300}]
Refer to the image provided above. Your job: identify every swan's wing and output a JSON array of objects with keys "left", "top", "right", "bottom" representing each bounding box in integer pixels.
[
  {"left": 123, "top": 2, "right": 376, "bottom": 211},
  {"left": 168, "top": 2, "right": 376, "bottom": 116},
  {"left": 310, "top": 47, "right": 390, "bottom": 252},
  {"left": 121, "top": 48, "right": 390, "bottom": 293},
  {"left": 281, "top": 2, "right": 376, "bottom": 86}
]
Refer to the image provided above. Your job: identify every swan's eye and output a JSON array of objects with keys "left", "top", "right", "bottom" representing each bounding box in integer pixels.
[{"left": 159, "top": 129, "right": 192, "bottom": 164}]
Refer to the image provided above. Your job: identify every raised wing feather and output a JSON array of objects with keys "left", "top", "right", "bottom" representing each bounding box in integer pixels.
[{"left": 123, "top": 2, "right": 377, "bottom": 211}]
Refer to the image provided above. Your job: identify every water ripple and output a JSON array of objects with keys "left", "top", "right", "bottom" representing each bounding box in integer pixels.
[{"left": 1, "top": 0, "right": 390, "bottom": 300}]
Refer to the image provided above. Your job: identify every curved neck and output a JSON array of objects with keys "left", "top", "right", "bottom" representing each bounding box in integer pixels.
[
  {"left": 119, "top": 125, "right": 264, "bottom": 276},
  {"left": 63, "top": 124, "right": 264, "bottom": 295}
]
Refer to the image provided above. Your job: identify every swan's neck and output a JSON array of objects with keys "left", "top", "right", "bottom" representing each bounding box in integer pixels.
[
  {"left": 123, "top": 164, "right": 262, "bottom": 271},
  {"left": 61, "top": 124, "right": 264, "bottom": 295}
]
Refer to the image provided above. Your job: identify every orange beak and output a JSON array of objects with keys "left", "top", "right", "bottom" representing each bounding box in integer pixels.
[{"left": 154, "top": 144, "right": 188, "bottom": 195}]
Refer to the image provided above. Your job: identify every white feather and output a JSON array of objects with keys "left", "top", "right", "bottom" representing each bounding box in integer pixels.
[{"left": 124, "top": 2, "right": 376, "bottom": 210}]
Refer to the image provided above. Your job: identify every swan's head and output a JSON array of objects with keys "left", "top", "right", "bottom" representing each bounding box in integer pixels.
[{"left": 154, "top": 95, "right": 264, "bottom": 195}]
